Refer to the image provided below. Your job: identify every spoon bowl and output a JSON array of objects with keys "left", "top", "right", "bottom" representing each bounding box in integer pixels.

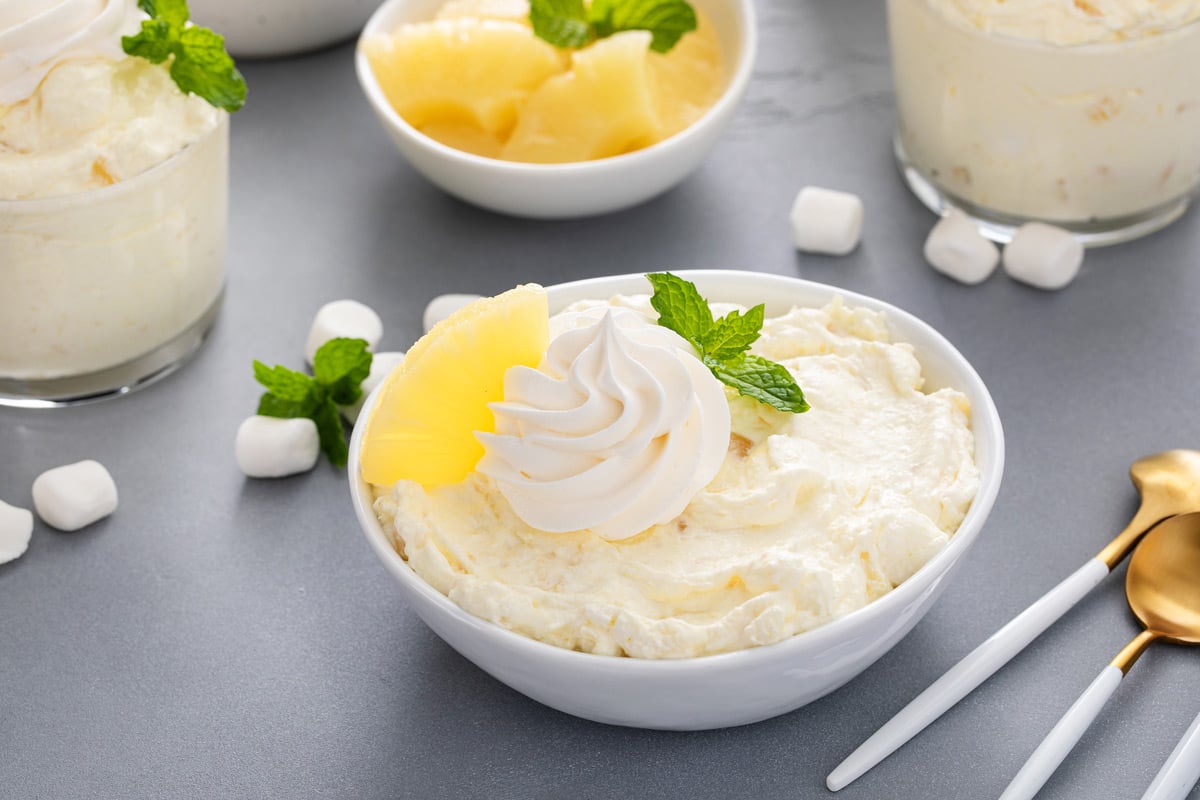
[{"left": 1000, "top": 512, "right": 1200, "bottom": 800}]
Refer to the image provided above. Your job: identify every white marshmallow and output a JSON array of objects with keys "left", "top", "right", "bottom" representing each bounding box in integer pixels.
[
  {"left": 0, "top": 499, "right": 34, "bottom": 564},
  {"left": 304, "top": 300, "right": 383, "bottom": 365},
  {"left": 790, "top": 186, "right": 864, "bottom": 255},
  {"left": 32, "top": 460, "right": 118, "bottom": 532},
  {"left": 924, "top": 209, "right": 1000, "bottom": 285},
  {"left": 1003, "top": 222, "right": 1084, "bottom": 290},
  {"left": 340, "top": 351, "right": 407, "bottom": 424},
  {"left": 235, "top": 416, "right": 321, "bottom": 478},
  {"left": 424, "top": 293, "right": 483, "bottom": 333}
]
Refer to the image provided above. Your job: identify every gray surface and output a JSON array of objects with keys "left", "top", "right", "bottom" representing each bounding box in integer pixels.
[{"left": 3, "top": 1, "right": 1200, "bottom": 798}]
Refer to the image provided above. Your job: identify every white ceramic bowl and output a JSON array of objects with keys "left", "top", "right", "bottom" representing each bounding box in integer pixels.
[
  {"left": 190, "top": 0, "right": 384, "bottom": 58},
  {"left": 354, "top": 0, "right": 756, "bottom": 218},
  {"left": 348, "top": 270, "right": 1005, "bottom": 730}
]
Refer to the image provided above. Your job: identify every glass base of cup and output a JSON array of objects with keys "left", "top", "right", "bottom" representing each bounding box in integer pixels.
[
  {"left": 894, "top": 135, "right": 1191, "bottom": 248},
  {"left": 0, "top": 288, "right": 224, "bottom": 409}
]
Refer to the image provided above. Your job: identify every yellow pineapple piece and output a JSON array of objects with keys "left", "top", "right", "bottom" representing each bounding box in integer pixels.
[
  {"left": 501, "top": 31, "right": 664, "bottom": 164},
  {"left": 360, "top": 284, "right": 550, "bottom": 488},
  {"left": 362, "top": 19, "right": 566, "bottom": 141},
  {"left": 650, "top": 12, "right": 724, "bottom": 139}
]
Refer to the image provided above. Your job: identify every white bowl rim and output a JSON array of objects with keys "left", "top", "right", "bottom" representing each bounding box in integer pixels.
[
  {"left": 348, "top": 270, "right": 1005, "bottom": 673},
  {"left": 353, "top": 0, "right": 758, "bottom": 174}
]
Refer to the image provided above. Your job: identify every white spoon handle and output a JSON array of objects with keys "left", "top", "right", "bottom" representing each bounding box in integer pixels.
[
  {"left": 998, "top": 665, "right": 1124, "bottom": 800},
  {"left": 1141, "top": 709, "right": 1200, "bottom": 800},
  {"left": 827, "top": 558, "right": 1110, "bottom": 792}
]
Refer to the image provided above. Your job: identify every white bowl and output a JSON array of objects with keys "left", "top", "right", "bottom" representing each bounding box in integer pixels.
[
  {"left": 353, "top": 0, "right": 757, "bottom": 218},
  {"left": 190, "top": 0, "right": 384, "bottom": 58},
  {"left": 348, "top": 270, "right": 1005, "bottom": 730}
]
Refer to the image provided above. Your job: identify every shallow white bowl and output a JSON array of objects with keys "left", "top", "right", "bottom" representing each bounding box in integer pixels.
[
  {"left": 354, "top": 0, "right": 756, "bottom": 218},
  {"left": 190, "top": 0, "right": 384, "bottom": 58},
  {"left": 348, "top": 270, "right": 1005, "bottom": 730}
]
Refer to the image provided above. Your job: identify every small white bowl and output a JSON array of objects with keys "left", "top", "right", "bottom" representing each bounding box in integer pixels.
[
  {"left": 348, "top": 270, "right": 1005, "bottom": 730},
  {"left": 354, "top": 0, "right": 757, "bottom": 218},
  {"left": 190, "top": 0, "right": 385, "bottom": 58}
]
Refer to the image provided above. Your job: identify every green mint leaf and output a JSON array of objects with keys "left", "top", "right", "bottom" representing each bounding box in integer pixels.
[
  {"left": 588, "top": 0, "right": 697, "bottom": 53},
  {"left": 702, "top": 305, "right": 763, "bottom": 362},
  {"left": 121, "top": 20, "right": 174, "bottom": 63},
  {"left": 530, "top": 0, "right": 593, "bottom": 49},
  {"left": 139, "top": 0, "right": 189, "bottom": 28},
  {"left": 256, "top": 392, "right": 310, "bottom": 419},
  {"left": 172, "top": 26, "right": 247, "bottom": 113},
  {"left": 311, "top": 400, "right": 349, "bottom": 468},
  {"left": 253, "top": 361, "right": 318, "bottom": 404},
  {"left": 706, "top": 354, "right": 810, "bottom": 414},
  {"left": 312, "top": 338, "right": 373, "bottom": 406},
  {"left": 647, "top": 272, "right": 713, "bottom": 350}
]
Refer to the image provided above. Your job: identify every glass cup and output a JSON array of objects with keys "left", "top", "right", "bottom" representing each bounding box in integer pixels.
[
  {"left": 887, "top": 0, "right": 1200, "bottom": 246},
  {"left": 0, "top": 115, "right": 228, "bottom": 407}
]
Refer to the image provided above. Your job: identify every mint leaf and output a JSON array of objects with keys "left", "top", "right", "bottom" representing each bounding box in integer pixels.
[
  {"left": 250, "top": 338, "right": 373, "bottom": 468},
  {"left": 311, "top": 400, "right": 349, "bottom": 468},
  {"left": 588, "top": 0, "right": 697, "bottom": 53},
  {"left": 647, "top": 272, "right": 712, "bottom": 349},
  {"left": 701, "top": 305, "right": 763, "bottom": 362},
  {"left": 122, "top": 20, "right": 174, "bottom": 63},
  {"left": 139, "top": 0, "right": 189, "bottom": 27},
  {"left": 648, "top": 273, "right": 809, "bottom": 414},
  {"left": 312, "top": 338, "right": 373, "bottom": 406},
  {"left": 253, "top": 361, "right": 318, "bottom": 404},
  {"left": 530, "top": 0, "right": 593, "bottom": 49},
  {"left": 172, "top": 27, "right": 246, "bottom": 113},
  {"left": 122, "top": 0, "right": 247, "bottom": 113},
  {"left": 706, "top": 354, "right": 810, "bottom": 414}
]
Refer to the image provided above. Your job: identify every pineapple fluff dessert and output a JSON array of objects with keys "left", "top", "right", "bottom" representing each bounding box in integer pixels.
[
  {"left": 361, "top": 0, "right": 725, "bottom": 163},
  {"left": 359, "top": 277, "right": 981, "bottom": 659}
]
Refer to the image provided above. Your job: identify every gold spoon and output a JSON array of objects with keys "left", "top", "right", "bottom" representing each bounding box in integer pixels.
[
  {"left": 999, "top": 511, "right": 1200, "bottom": 799},
  {"left": 829, "top": 449, "right": 1200, "bottom": 791}
]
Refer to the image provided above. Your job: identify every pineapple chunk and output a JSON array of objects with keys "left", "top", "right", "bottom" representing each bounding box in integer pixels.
[
  {"left": 436, "top": 0, "right": 530, "bottom": 24},
  {"left": 363, "top": 18, "right": 566, "bottom": 140},
  {"left": 501, "top": 31, "right": 664, "bottom": 164},
  {"left": 650, "top": 14, "right": 724, "bottom": 139}
]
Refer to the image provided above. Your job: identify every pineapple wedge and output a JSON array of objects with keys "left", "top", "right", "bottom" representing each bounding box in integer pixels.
[
  {"left": 501, "top": 31, "right": 665, "bottom": 164},
  {"left": 363, "top": 18, "right": 566, "bottom": 141}
]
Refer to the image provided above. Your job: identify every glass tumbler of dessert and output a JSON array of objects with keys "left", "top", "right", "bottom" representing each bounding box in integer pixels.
[
  {"left": 887, "top": 0, "right": 1200, "bottom": 246},
  {"left": 0, "top": 1, "right": 243, "bottom": 406}
]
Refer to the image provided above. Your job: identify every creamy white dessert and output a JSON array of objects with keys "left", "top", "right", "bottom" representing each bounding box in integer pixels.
[
  {"left": 0, "top": 0, "right": 227, "bottom": 383},
  {"left": 374, "top": 295, "right": 980, "bottom": 659},
  {"left": 890, "top": 0, "right": 1200, "bottom": 226}
]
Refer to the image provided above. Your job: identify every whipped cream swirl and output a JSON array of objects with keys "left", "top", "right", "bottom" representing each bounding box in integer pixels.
[
  {"left": 0, "top": 0, "right": 142, "bottom": 105},
  {"left": 477, "top": 307, "right": 731, "bottom": 541}
]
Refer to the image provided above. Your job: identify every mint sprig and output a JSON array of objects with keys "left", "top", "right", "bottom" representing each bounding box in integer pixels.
[
  {"left": 122, "top": 0, "right": 247, "bottom": 113},
  {"left": 252, "top": 339, "right": 373, "bottom": 468},
  {"left": 530, "top": 0, "right": 697, "bottom": 54},
  {"left": 647, "top": 273, "right": 810, "bottom": 414}
]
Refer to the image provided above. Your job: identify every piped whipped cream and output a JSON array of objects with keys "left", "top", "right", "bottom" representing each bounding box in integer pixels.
[
  {"left": 927, "top": 0, "right": 1200, "bottom": 45},
  {"left": 0, "top": 0, "right": 142, "bottom": 104},
  {"left": 477, "top": 307, "right": 731, "bottom": 541}
]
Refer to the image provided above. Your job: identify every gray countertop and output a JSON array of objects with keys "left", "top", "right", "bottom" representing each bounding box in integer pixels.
[{"left": 4, "top": 1, "right": 1200, "bottom": 798}]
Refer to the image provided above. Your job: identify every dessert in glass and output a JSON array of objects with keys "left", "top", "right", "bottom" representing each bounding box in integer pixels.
[
  {"left": 0, "top": 0, "right": 235, "bottom": 406},
  {"left": 888, "top": 0, "right": 1200, "bottom": 245}
]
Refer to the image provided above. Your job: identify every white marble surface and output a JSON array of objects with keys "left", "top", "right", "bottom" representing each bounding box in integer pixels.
[{"left": 3, "top": 2, "right": 1200, "bottom": 797}]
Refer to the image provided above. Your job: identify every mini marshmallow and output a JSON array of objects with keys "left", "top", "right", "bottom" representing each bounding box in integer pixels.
[
  {"left": 0, "top": 499, "right": 34, "bottom": 565},
  {"left": 235, "top": 416, "right": 320, "bottom": 478},
  {"left": 790, "top": 186, "right": 864, "bottom": 255},
  {"left": 304, "top": 300, "right": 383, "bottom": 365},
  {"left": 32, "top": 460, "right": 118, "bottom": 532},
  {"left": 424, "top": 294, "right": 483, "bottom": 333},
  {"left": 340, "top": 351, "right": 407, "bottom": 424},
  {"left": 1003, "top": 222, "right": 1084, "bottom": 290},
  {"left": 923, "top": 209, "right": 1000, "bottom": 285}
]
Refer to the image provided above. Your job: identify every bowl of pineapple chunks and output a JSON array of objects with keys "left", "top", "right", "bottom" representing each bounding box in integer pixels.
[{"left": 355, "top": 0, "right": 756, "bottom": 217}]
